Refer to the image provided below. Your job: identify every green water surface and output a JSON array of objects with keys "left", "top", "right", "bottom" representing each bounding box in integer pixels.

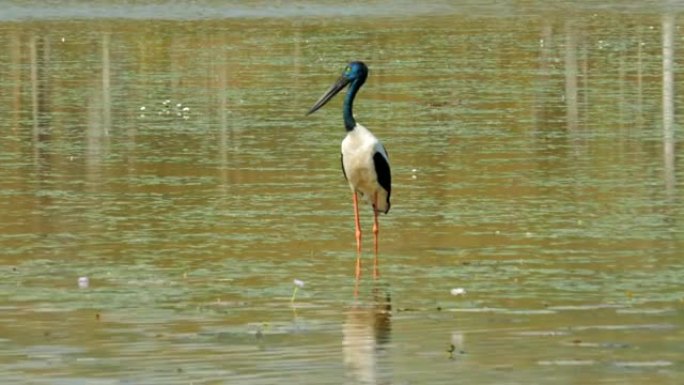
[{"left": 1, "top": 1, "right": 683, "bottom": 384}]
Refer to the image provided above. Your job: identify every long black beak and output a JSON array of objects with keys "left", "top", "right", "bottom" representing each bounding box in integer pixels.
[{"left": 306, "top": 75, "right": 351, "bottom": 115}]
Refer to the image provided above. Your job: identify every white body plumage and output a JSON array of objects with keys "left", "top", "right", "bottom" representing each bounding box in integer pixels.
[{"left": 341, "top": 123, "right": 391, "bottom": 214}]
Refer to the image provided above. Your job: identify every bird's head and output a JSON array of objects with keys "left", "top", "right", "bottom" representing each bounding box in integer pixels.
[
  {"left": 342, "top": 61, "right": 369, "bottom": 83},
  {"left": 307, "top": 61, "right": 368, "bottom": 115}
]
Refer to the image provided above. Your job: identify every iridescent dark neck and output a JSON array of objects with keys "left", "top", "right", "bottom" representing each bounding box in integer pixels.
[{"left": 343, "top": 76, "right": 365, "bottom": 131}]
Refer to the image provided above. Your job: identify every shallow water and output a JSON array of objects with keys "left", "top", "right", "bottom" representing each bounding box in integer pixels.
[{"left": 1, "top": 1, "right": 683, "bottom": 384}]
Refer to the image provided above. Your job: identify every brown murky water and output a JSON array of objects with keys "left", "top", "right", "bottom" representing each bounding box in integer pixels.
[{"left": 1, "top": 1, "right": 683, "bottom": 384}]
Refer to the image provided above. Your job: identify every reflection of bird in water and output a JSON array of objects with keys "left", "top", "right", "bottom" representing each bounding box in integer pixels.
[{"left": 342, "top": 290, "right": 392, "bottom": 385}]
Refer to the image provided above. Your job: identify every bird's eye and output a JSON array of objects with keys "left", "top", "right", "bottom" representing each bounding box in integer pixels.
[{"left": 345, "top": 66, "right": 351, "bottom": 73}]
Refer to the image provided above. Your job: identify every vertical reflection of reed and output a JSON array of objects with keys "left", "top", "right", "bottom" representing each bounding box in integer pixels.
[
  {"left": 86, "top": 32, "right": 112, "bottom": 181},
  {"left": 29, "top": 35, "right": 51, "bottom": 164},
  {"left": 581, "top": 32, "right": 589, "bottom": 125},
  {"left": 342, "top": 289, "right": 392, "bottom": 385},
  {"left": 636, "top": 26, "right": 645, "bottom": 127},
  {"left": 102, "top": 33, "right": 111, "bottom": 136},
  {"left": 10, "top": 32, "right": 22, "bottom": 132},
  {"left": 661, "top": 13, "right": 676, "bottom": 197},
  {"left": 533, "top": 21, "right": 553, "bottom": 132},
  {"left": 564, "top": 20, "right": 578, "bottom": 132},
  {"left": 30, "top": 36, "right": 49, "bottom": 139},
  {"left": 28, "top": 34, "right": 54, "bottom": 235},
  {"left": 218, "top": 45, "right": 231, "bottom": 191},
  {"left": 30, "top": 36, "right": 38, "bottom": 141},
  {"left": 293, "top": 22, "right": 302, "bottom": 106}
]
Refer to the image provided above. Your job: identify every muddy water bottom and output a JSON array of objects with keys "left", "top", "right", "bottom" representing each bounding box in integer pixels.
[{"left": 2, "top": 254, "right": 682, "bottom": 384}]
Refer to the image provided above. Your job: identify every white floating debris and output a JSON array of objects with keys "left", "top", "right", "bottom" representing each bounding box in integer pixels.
[
  {"left": 450, "top": 288, "right": 466, "bottom": 296},
  {"left": 538, "top": 359, "right": 596, "bottom": 366},
  {"left": 163, "top": 99, "right": 171, "bottom": 105},
  {"left": 614, "top": 360, "right": 672, "bottom": 368},
  {"left": 139, "top": 106, "right": 146, "bottom": 111},
  {"left": 78, "top": 276, "right": 89, "bottom": 289},
  {"left": 176, "top": 103, "right": 183, "bottom": 108},
  {"left": 61, "top": 37, "right": 66, "bottom": 43},
  {"left": 182, "top": 107, "right": 190, "bottom": 112},
  {"left": 293, "top": 279, "right": 305, "bottom": 288}
]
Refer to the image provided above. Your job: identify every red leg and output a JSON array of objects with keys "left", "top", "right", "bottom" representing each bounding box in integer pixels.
[
  {"left": 353, "top": 192, "right": 362, "bottom": 280},
  {"left": 373, "top": 192, "right": 379, "bottom": 279}
]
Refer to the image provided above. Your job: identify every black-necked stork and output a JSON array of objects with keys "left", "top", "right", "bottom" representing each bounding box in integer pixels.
[{"left": 307, "top": 61, "right": 392, "bottom": 279}]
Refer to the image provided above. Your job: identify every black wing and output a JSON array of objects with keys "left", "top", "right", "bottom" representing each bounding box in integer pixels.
[{"left": 373, "top": 150, "right": 392, "bottom": 210}]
